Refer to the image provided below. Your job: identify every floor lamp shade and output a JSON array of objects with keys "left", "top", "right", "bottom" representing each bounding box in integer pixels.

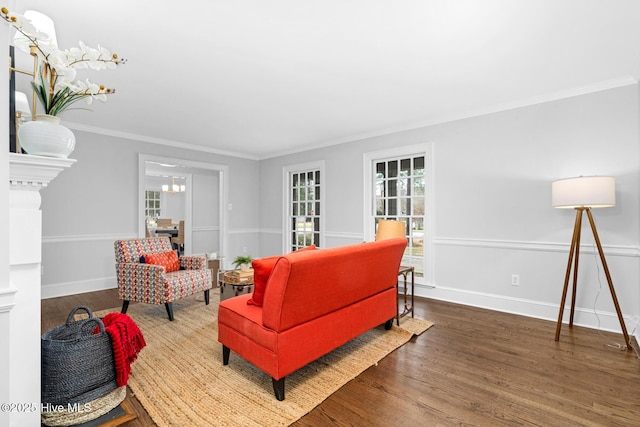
[
  {"left": 551, "top": 176, "right": 615, "bottom": 209},
  {"left": 375, "top": 219, "right": 406, "bottom": 240}
]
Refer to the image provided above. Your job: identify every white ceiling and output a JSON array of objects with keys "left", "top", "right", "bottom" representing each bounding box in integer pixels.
[{"left": 12, "top": 0, "right": 640, "bottom": 159}]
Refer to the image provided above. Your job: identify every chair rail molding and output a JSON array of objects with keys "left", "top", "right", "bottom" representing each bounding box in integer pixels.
[
  {"left": 433, "top": 236, "right": 639, "bottom": 257},
  {"left": 8, "top": 153, "right": 75, "bottom": 426}
]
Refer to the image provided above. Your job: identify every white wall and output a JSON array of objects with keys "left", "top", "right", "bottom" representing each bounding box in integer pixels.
[
  {"left": 430, "top": 86, "right": 639, "bottom": 334},
  {"left": 39, "top": 130, "right": 260, "bottom": 298},
  {"left": 162, "top": 191, "right": 186, "bottom": 223},
  {"left": 192, "top": 172, "right": 221, "bottom": 255},
  {"left": 258, "top": 84, "right": 640, "bottom": 336}
]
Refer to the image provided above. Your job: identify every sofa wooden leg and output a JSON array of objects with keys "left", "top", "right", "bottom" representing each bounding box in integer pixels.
[
  {"left": 384, "top": 319, "right": 393, "bottom": 330},
  {"left": 204, "top": 289, "right": 210, "bottom": 305},
  {"left": 222, "top": 345, "right": 230, "bottom": 365},
  {"left": 165, "top": 302, "right": 174, "bottom": 321},
  {"left": 272, "top": 377, "right": 285, "bottom": 401},
  {"left": 121, "top": 300, "right": 129, "bottom": 314}
]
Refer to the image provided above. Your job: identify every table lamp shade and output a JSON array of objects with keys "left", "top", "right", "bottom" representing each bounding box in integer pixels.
[
  {"left": 375, "top": 219, "right": 406, "bottom": 240},
  {"left": 13, "top": 10, "right": 58, "bottom": 52},
  {"left": 15, "top": 91, "right": 31, "bottom": 117},
  {"left": 551, "top": 176, "right": 615, "bottom": 209}
]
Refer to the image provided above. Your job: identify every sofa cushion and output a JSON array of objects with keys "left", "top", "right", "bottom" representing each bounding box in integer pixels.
[
  {"left": 142, "top": 250, "right": 180, "bottom": 272},
  {"left": 247, "top": 245, "right": 316, "bottom": 307},
  {"left": 247, "top": 256, "right": 279, "bottom": 307}
]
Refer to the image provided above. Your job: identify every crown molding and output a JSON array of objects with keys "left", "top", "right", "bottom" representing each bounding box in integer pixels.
[
  {"left": 64, "top": 122, "right": 260, "bottom": 161},
  {"left": 260, "top": 76, "right": 639, "bottom": 159}
]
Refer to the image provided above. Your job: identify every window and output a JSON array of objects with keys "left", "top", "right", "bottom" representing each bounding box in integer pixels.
[
  {"left": 373, "top": 155, "right": 426, "bottom": 278},
  {"left": 284, "top": 163, "right": 324, "bottom": 252},
  {"left": 145, "top": 190, "right": 161, "bottom": 219}
]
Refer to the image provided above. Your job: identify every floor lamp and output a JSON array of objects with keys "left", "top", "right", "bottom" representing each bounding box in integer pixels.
[{"left": 552, "top": 176, "right": 631, "bottom": 350}]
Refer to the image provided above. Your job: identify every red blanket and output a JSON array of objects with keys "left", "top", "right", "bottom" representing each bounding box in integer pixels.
[{"left": 97, "top": 313, "right": 146, "bottom": 387}]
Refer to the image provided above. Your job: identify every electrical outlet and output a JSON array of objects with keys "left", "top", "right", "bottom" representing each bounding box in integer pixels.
[{"left": 511, "top": 274, "right": 520, "bottom": 286}]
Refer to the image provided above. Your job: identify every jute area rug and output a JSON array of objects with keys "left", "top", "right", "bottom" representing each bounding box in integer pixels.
[{"left": 90, "top": 294, "right": 433, "bottom": 426}]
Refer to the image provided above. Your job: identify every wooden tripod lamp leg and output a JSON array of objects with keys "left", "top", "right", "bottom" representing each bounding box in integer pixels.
[
  {"left": 569, "top": 208, "right": 583, "bottom": 327},
  {"left": 555, "top": 208, "right": 583, "bottom": 341},
  {"left": 585, "top": 209, "right": 632, "bottom": 350}
]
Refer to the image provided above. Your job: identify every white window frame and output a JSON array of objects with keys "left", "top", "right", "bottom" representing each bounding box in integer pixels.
[
  {"left": 282, "top": 161, "right": 326, "bottom": 253},
  {"left": 363, "top": 143, "right": 434, "bottom": 285},
  {"left": 145, "top": 189, "right": 161, "bottom": 219}
]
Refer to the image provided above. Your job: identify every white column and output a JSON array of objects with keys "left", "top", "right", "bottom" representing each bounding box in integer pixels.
[{"left": 8, "top": 153, "right": 75, "bottom": 427}]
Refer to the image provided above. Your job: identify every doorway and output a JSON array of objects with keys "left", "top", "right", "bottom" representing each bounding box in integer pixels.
[{"left": 138, "top": 154, "right": 229, "bottom": 259}]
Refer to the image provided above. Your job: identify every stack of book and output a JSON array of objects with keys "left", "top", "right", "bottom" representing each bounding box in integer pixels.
[
  {"left": 232, "top": 269, "right": 253, "bottom": 278},
  {"left": 224, "top": 269, "right": 254, "bottom": 284}
]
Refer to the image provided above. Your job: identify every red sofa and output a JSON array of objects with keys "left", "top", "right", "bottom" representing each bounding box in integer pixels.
[{"left": 217, "top": 237, "right": 407, "bottom": 400}]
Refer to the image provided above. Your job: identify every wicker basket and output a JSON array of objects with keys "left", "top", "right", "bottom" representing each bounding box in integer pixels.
[
  {"left": 41, "top": 386, "right": 126, "bottom": 427},
  {"left": 41, "top": 306, "right": 119, "bottom": 424}
]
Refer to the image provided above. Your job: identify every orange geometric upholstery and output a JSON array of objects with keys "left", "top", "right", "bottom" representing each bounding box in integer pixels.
[{"left": 114, "top": 237, "right": 212, "bottom": 321}]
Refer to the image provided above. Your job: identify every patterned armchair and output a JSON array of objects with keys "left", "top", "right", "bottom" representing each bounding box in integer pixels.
[{"left": 114, "top": 237, "right": 212, "bottom": 321}]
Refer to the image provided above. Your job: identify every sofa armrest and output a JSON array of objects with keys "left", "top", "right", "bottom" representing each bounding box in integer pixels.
[{"left": 179, "top": 255, "right": 207, "bottom": 270}]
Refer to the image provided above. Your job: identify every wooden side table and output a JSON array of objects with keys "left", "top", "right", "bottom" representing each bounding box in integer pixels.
[
  {"left": 220, "top": 270, "right": 254, "bottom": 301},
  {"left": 397, "top": 265, "right": 415, "bottom": 325}
]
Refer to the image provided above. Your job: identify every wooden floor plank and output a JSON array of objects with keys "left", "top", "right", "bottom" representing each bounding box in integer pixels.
[{"left": 41, "top": 289, "right": 640, "bottom": 426}]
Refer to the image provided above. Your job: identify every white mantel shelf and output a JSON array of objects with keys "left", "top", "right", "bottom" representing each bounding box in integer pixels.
[{"left": 9, "top": 152, "right": 77, "bottom": 190}]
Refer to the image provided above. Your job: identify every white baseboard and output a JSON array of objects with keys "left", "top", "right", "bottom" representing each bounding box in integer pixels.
[
  {"left": 41, "top": 277, "right": 117, "bottom": 299},
  {"left": 416, "top": 284, "right": 639, "bottom": 340}
]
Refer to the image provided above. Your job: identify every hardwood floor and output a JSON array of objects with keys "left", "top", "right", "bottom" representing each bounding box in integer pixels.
[{"left": 41, "top": 289, "right": 640, "bottom": 426}]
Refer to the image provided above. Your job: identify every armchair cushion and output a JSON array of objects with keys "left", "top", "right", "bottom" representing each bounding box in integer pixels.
[{"left": 141, "top": 250, "right": 180, "bottom": 272}]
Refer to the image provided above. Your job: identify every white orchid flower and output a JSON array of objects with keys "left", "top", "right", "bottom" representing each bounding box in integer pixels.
[
  {"left": 86, "top": 79, "right": 101, "bottom": 94},
  {"left": 74, "top": 79, "right": 106, "bottom": 105},
  {"left": 2, "top": 6, "right": 123, "bottom": 115},
  {"left": 46, "top": 49, "right": 69, "bottom": 69},
  {"left": 96, "top": 45, "right": 118, "bottom": 69},
  {"left": 93, "top": 93, "right": 108, "bottom": 102},
  {"left": 55, "top": 66, "right": 78, "bottom": 88}
]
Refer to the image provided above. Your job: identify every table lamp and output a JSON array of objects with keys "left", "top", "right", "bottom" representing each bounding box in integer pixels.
[{"left": 551, "top": 176, "right": 631, "bottom": 349}]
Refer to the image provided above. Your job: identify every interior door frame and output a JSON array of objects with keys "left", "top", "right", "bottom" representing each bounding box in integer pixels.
[{"left": 138, "top": 153, "right": 229, "bottom": 258}]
